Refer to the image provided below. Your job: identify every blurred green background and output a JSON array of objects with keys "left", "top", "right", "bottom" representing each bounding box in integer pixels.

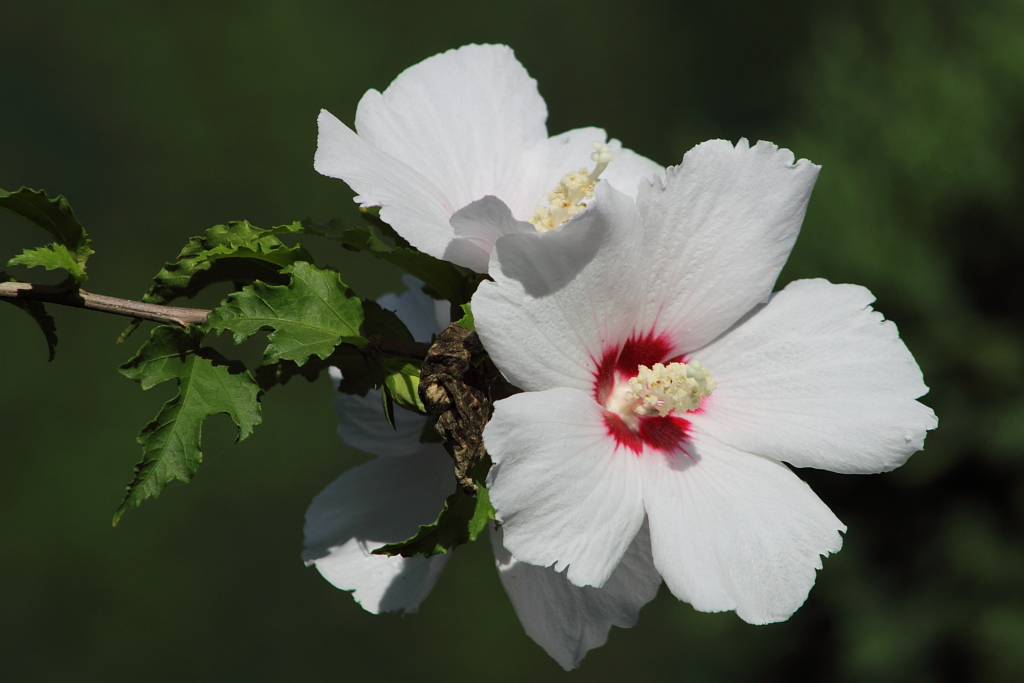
[{"left": 2, "top": 1, "right": 1023, "bottom": 680}]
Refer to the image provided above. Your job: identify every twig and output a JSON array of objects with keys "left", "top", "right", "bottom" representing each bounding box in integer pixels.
[
  {"left": 0, "top": 281, "right": 210, "bottom": 327},
  {"left": 2, "top": 281, "right": 439, "bottom": 359}
]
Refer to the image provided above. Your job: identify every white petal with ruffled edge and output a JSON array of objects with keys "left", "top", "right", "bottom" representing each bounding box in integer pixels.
[
  {"left": 303, "top": 448, "right": 455, "bottom": 614},
  {"left": 484, "top": 388, "right": 646, "bottom": 588},
  {"left": 353, "top": 45, "right": 550, "bottom": 217},
  {"left": 639, "top": 432, "right": 845, "bottom": 624},
  {"left": 315, "top": 45, "right": 549, "bottom": 265},
  {"left": 315, "top": 109, "right": 456, "bottom": 261},
  {"left": 633, "top": 139, "right": 820, "bottom": 352},
  {"left": 475, "top": 184, "right": 647, "bottom": 392},
  {"left": 691, "top": 278, "right": 937, "bottom": 473},
  {"left": 600, "top": 139, "right": 666, "bottom": 199},
  {"left": 491, "top": 523, "right": 661, "bottom": 670}
]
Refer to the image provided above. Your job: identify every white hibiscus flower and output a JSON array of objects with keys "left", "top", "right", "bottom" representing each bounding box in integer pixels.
[
  {"left": 303, "top": 280, "right": 660, "bottom": 669},
  {"left": 474, "top": 139, "right": 938, "bottom": 624},
  {"left": 314, "top": 43, "right": 663, "bottom": 273}
]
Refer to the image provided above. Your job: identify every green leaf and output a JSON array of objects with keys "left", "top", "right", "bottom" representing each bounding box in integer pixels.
[
  {"left": 382, "top": 359, "right": 425, "bottom": 413},
  {"left": 373, "top": 460, "right": 495, "bottom": 558},
  {"left": 303, "top": 220, "right": 477, "bottom": 306},
  {"left": 0, "top": 186, "right": 93, "bottom": 265},
  {"left": 361, "top": 298, "right": 415, "bottom": 344},
  {"left": 114, "top": 326, "right": 262, "bottom": 525},
  {"left": 456, "top": 302, "right": 474, "bottom": 330},
  {"left": 207, "top": 261, "right": 367, "bottom": 365},
  {"left": 119, "top": 220, "right": 312, "bottom": 341},
  {"left": 142, "top": 221, "right": 312, "bottom": 306},
  {"left": 8, "top": 244, "right": 86, "bottom": 281},
  {"left": 253, "top": 357, "right": 328, "bottom": 392}
]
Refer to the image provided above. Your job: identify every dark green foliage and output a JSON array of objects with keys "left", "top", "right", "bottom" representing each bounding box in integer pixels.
[
  {"left": 140, "top": 220, "right": 312, "bottom": 306},
  {"left": 382, "top": 359, "right": 424, "bottom": 413},
  {"left": 456, "top": 302, "right": 474, "bottom": 330},
  {"left": 114, "top": 326, "right": 262, "bottom": 524},
  {"left": 0, "top": 187, "right": 93, "bottom": 282},
  {"left": 207, "top": 261, "right": 367, "bottom": 365},
  {"left": 119, "top": 220, "right": 313, "bottom": 341},
  {"left": 8, "top": 244, "right": 85, "bottom": 281}
]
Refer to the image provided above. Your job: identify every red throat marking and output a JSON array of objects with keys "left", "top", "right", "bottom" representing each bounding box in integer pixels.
[{"left": 593, "top": 331, "right": 692, "bottom": 455}]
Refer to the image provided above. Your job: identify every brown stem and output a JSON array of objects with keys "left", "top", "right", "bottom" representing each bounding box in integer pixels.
[
  {"left": 0, "top": 281, "right": 210, "bottom": 327},
  {"left": 2, "top": 281, "right": 438, "bottom": 358}
]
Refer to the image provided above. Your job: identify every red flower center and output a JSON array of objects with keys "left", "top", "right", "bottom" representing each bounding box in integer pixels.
[{"left": 592, "top": 331, "right": 696, "bottom": 455}]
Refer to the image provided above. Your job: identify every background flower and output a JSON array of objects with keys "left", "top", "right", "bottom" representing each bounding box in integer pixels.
[
  {"left": 314, "top": 43, "right": 663, "bottom": 272},
  {"left": 304, "top": 280, "right": 661, "bottom": 669}
]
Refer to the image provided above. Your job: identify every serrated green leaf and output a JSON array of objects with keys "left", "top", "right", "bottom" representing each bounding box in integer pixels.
[
  {"left": 361, "top": 298, "right": 415, "bottom": 344},
  {"left": 383, "top": 360, "right": 424, "bottom": 413},
  {"left": 456, "top": 302, "right": 474, "bottom": 330},
  {"left": 0, "top": 186, "right": 93, "bottom": 265},
  {"left": 118, "top": 221, "right": 311, "bottom": 342},
  {"left": 8, "top": 244, "right": 86, "bottom": 282},
  {"left": 207, "top": 261, "right": 367, "bottom": 365},
  {"left": 114, "top": 326, "right": 262, "bottom": 525},
  {"left": 119, "top": 325, "right": 198, "bottom": 389},
  {"left": 142, "top": 220, "right": 312, "bottom": 306},
  {"left": 253, "top": 357, "right": 328, "bottom": 392}
]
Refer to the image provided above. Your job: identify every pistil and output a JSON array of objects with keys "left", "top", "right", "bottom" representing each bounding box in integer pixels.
[{"left": 529, "top": 142, "right": 613, "bottom": 232}]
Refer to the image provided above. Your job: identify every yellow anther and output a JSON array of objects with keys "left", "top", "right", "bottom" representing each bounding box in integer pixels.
[
  {"left": 529, "top": 141, "right": 614, "bottom": 232},
  {"left": 625, "top": 361, "right": 716, "bottom": 416}
]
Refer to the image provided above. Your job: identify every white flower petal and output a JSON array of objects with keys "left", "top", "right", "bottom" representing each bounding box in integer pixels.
[
  {"left": 475, "top": 183, "right": 646, "bottom": 391},
  {"left": 303, "top": 449, "right": 455, "bottom": 614},
  {"left": 376, "top": 275, "right": 446, "bottom": 343},
  {"left": 315, "top": 43, "right": 550, "bottom": 260},
  {"left": 640, "top": 432, "right": 845, "bottom": 624},
  {"left": 692, "top": 278, "right": 937, "bottom": 473},
  {"left": 330, "top": 368, "right": 426, "bottom": 457},
  {"left": 601, "top": 138, "right": 666, "bottom": 200},
  {"left": 540, "top": 127, "right": 608, "bottom": 195},
  {"left": 539, "top": 129, "right": 662, "bottom": 201},
  {"left": 315, "top": 108, "right": 455, "bottom": 261},
  {"left": 354, "top": 45, "right": 549, "bottom": 213},
  {"left": 634, "top": 139, "right": 820, "bottom": 351},
  {"left": 491, "top": 523, "right": 661, "bottom": 670},
  {"left": 444, "top": 196, "right": 534, "bottom": 273},
  {"left": 316, "top": 44, "right": 552, "bottom": 262},
  {"left": 484, "top": 388, "right": 646, "bottom": 587}
]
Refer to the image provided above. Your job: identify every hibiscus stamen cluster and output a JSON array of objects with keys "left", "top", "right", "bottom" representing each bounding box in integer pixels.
[
  {"left": 529, "top": 142, "right": 614, "bottom": 232},
  {"left": 625, "top": 360, "right": 716, "bottom": 416}
]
